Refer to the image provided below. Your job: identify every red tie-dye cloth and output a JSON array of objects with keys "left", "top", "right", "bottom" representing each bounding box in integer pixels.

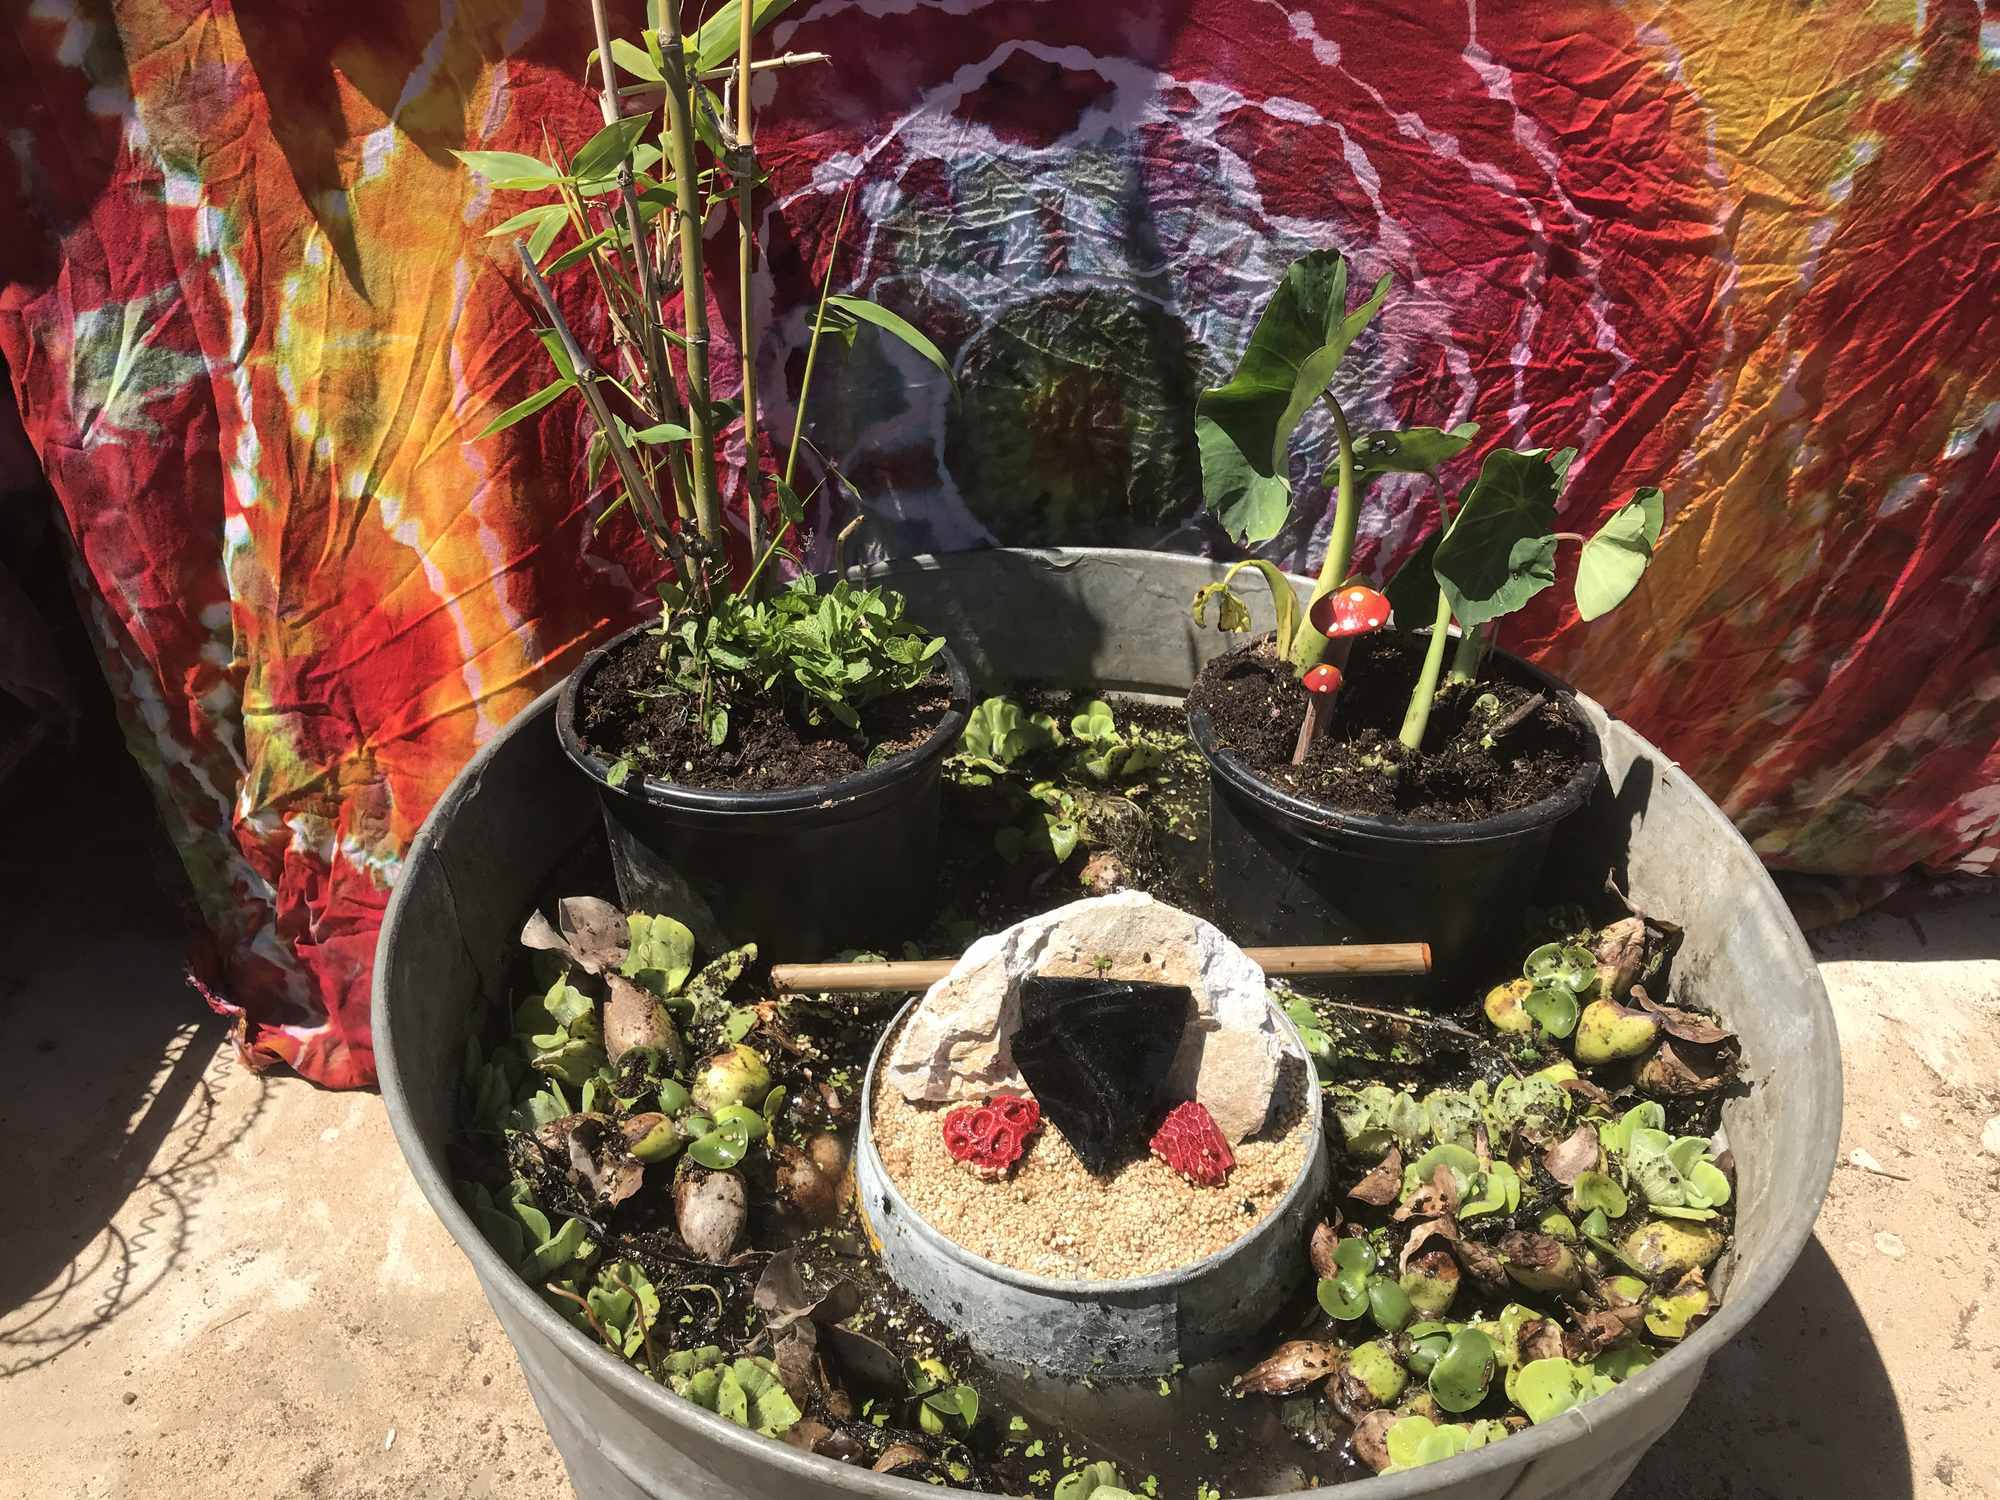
[{"left": 3, "top": 2, "right": 1996, "bottom": 1088}]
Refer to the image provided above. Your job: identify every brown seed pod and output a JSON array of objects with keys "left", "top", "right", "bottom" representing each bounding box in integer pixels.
[{"left": 673, "top": 1164, "right": 747, "bottom": 1262}]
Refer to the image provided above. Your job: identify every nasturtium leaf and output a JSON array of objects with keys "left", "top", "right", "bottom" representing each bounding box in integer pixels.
[
  {"left": 570, "top": 113, "right": 656, "bottom": 184},
  {"left": 824, "top": 294, "right": 954, "bottom": 385},
  {"left": 1575, "top": 486, "right": 1664, "bottom": 621},
  {"left": 1195, "top": 251, "right": 1390, "bottom": 543},
  {"left": 1432, "top": 447, "right": 1564, "bottom": 629}
]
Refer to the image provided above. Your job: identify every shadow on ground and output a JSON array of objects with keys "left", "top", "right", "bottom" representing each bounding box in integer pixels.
[
  {"left": 1621, "top": 1233, "right": 1912, "bottom": 1498},
  {"left": 0, "top": 634, "right": 264, "bottom": 1375}
]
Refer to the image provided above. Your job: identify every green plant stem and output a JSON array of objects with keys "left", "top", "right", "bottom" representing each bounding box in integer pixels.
[
  {"left": 733, "top": 2, "right": 768, "bottom": 576},
  {"left": 784, "top": 188, "right": 852, "bottom": 489},
  {"left": 1291, "top": 397, "right": 1359, "bottom": 674},
  {"left": 586, "top": 0, "right": 693, "bottom": 533},
  {"left": 1399, "top": 586, "right": 1454, "bottom": 750},
  {"left": 656, "top": 6, "right": 724, "bottom": 543},
  {"left": 1449, "top": 625, "right": 1489, "bottom": 684}
]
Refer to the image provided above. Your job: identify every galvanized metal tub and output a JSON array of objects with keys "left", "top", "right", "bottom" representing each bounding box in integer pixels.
[
  {"left": 375, "top": 547, "right": 1842, "bottom": 1500},
  {"left": 854, "top": 994, "right": 1330, "bottom": 1379}
]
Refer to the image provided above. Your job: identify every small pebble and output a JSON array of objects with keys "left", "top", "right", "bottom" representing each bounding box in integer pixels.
[
  {"left": 384, "top": 1428, "right": 396, "bottom": 1451},
  {"left": 1982, "top": 1117, "right": 2000, "bottom": 1159},
  {"left": 122, "top": 1392, "right": 137, "bottom": 1406},
  {"left": 1874, "top": 1231, "right": 1906, "bottom": 1260},
  {"left": 1899, "top": 1112, "right": 1921, "bottom": 1131}
]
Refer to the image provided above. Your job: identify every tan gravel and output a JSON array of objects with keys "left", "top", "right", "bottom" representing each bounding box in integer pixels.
[{"left": 869, "top": 1041, "right": 1314, "bottom": 1281}]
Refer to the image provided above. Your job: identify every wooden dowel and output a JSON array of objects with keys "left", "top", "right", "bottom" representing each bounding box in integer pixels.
[{"left": 770, "top": 942, "right": 1430, "bottom": 995}]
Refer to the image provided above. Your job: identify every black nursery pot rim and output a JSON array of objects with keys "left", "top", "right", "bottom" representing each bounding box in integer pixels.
[
  {"left": 555, "top": 616, "right": 972, "bottom": 817},
  {"left": 1187, "top": 635, "right": 1603, "bottom": 847}
]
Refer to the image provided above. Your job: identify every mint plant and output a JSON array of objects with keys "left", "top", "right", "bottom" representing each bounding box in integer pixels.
[{"left": 457, "top": 1, "right": 953, "bottom": 764}]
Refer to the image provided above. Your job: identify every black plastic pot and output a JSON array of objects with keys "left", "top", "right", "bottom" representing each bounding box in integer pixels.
[
  {"left": 1187, "top": 641, "right": 1601, "bottom": 990},
  {"left": 556, "top": 619, "right": 971, "bottom": 960}
]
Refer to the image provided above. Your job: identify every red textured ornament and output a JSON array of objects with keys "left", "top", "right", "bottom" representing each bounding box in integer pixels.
[
  {"left": 1149, "top": 1100, "right": 1235, "bottom": 1187},
  {"left": 942, "top": 1095, "right": 1041, "bottom": 1180}
]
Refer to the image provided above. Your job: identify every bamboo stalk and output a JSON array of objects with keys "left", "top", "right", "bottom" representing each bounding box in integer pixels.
[
  {"left": 617, "top": 53, "right": 831, "bottom": 96},
  {"left": 770, "top": 942, "right": 1432, "bottom": 994},
  {"left": 586, "top": 0, "right": 694, "bottom": 532},
  {"left": 515, "top": 240, "right": 695, "bottom": 591},
  {"left": 656, "top": 4, "right": 724, "bottom": 542},
  {"left": 734, "top": 0, "right": 768, "bottom": 571}
]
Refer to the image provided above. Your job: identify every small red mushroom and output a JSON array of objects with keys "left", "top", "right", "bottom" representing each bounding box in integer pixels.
[
  {"left": 1291, "top": 663, "right": 1344, "bottom": 766},
  {"left": 1291, "top": 584, "right": 1393, "bottom": 766},
  {"left": 942, "top": 1095, "right": 1041, "bottom": 1180},
  {"left": 1149, "top": 1100, "right": 1235, "bottom": 1187}
]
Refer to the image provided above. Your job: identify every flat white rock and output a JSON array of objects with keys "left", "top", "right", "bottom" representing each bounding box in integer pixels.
[{"left": 882, "top": 892, "right": 1290, "bottom": 1141}]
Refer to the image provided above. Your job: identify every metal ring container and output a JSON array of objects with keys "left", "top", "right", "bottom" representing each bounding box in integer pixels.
[
  {"left": 376, "top": 548, "right": 1843, "bottom": 1500},
  {"left": 854, "top": 995, "right": 1329, "bottom": 1378}
]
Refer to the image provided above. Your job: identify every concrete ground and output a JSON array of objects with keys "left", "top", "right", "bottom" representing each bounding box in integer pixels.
[{"left": 2, "top": 738, "right": 1996, "bottom": 1499}]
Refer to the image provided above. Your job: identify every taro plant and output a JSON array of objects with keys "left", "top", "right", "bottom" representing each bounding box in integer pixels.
[
  {"left": 456, "top": 0, "right": 954, "bottom": 763},
  {"left": 1192, "top": 250, "right": 1664, "bottom": 757}
]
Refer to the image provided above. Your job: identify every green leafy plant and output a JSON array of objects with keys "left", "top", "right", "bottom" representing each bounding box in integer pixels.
[
  {"left": 906, "top": 1356, "right": 981, "bottom": 1437},
  {"left": 1054, "top": 1462, "right": 1142, "bottom": 1500},
  {"left": 1191, "top": 250, "right": 1663, "bottom": 756},
  {"left": 1067, "top": 699, "right": 1164, "bottom": 783},
  {"left": 665, "top": 1347, "right": 802, "bottom": 1437},
  {"left": 455, "top": 1, "right": 953, "bottom": 762}
]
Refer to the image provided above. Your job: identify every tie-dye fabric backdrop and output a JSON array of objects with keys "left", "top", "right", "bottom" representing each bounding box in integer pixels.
[{"left": 4, "top": 1, "right": 1996, "bottom": 1088}]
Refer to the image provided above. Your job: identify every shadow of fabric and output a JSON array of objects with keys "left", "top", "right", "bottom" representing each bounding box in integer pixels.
[{"left": 1619, "top": 1234, "right": 1914, "bottom": 1499}]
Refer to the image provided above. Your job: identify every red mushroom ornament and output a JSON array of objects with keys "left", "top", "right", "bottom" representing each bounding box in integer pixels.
[
  {"left": 1292, "top": 664, "right": 1343, "bottom": 766},
  {"left": 1150, "top": 1100, "right": 1235, "bottom": 1187},
  {"left": 1291, "top": 584, "right": 1392, "bottom": 766},
  {"left": 942, "top": 1095, "right": 1041, "bottom": 1180}
]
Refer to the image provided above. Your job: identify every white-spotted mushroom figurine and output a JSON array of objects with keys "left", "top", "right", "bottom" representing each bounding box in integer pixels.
[{"left": 1291, "top": 584, "right": 1391, "bottom": 765}]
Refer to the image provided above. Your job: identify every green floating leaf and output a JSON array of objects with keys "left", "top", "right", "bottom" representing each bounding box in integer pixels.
[
  {"left": 1575, "top": 486, "right": 1664, "bottom": 622},
  {"left": 1432, "top": 446, "right": 1566, "bottom": 629},
  {"left": 621, "top": 912, "right": 695, "bottom": 996},
  {"left": 824, "top": 294, "right": 954, "bottom": 385},
  {"left": 1523, "top": 984, "right": 1580, "bottom": 1039},
  {"left": 1316, "top": 1273, "right": 1369, "bottom": 1322},
  {"left": 1570, "top": 1170, "right": 1629, "bottom": 1218},
  {"left": 1514, "top": 1356, "right": 1591, "bottom": 1424},
  {"left": 1196, "top": 251, "right": 1391, "bottom": 544}
]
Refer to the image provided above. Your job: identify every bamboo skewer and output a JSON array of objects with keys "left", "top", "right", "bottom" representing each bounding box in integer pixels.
[{"left": 770, "top": 942, "right": 1430, "bottom": 995}]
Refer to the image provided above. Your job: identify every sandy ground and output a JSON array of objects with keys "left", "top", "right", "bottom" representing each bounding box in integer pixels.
[{"left": 3, "top": 758, "right": 1995, "bottom": 1498}]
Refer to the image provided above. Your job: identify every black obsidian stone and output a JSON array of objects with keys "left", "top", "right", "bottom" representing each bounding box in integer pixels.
[{"left": 1010, "top": 975, "right": 1191, "bottom": 1177}]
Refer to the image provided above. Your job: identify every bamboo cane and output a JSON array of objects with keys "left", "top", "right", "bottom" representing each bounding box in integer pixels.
[{"left": 769, "top": 942, "right": 1432, "bottom": 994}]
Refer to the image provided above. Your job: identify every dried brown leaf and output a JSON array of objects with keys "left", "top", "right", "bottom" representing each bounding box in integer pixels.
[
  {"left": 1634, "top": 988, "right": 1734, "bottom": 1045},
  {"left": 873, "top": 1444, "right": 929, "bottom": 1475},
  {"left": 1309, "top": 1218, "right": 1344, "bottom": 1280},
  {"left": 1452, "top": 1235, "right": 1509, "bottom": 1293},
  {"left": 1543, "top": 1124, "right": 1601, "bottom": 1186},
  {"left": 1347, "top": 1145, "right": 1403, "bottom": 1206},
  {"left": 1636, "top": 1035, "right": 1737, "bottom": 1097},
  {"left": 1518, "top": 1317, "right": 1566, "bottom": 1365},
  {"left": 1351, "top": 1409, "right": 1397, "bottom": 1474},
  {"left": 1400, "top": 1214, "right": 1461, "bottom": 1272},
  {"left": 1231, "top": 1339, "right": 1343, "bottom": 1396}
]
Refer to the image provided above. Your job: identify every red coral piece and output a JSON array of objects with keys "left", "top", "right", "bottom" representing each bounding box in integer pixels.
[
  {"left": 1150, "top": 1100, "right": 1235, "bottom": 1187},
  {"left": 942, "top": 1095, "right": 1040, "bottom": 1180}
]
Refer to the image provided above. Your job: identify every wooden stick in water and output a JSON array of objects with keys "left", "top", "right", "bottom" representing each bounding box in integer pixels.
[{"left": 770, "top": 941, "right": 1430, "bottom": 995}]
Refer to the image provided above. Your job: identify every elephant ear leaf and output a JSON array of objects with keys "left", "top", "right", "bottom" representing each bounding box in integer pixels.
[
  {"left": 1431, "top": 448, "right": 1564, "bottom": 630},
  {"left": 1574, "top": 487, "right": 1664, "bottom": 621},
  {"left": 1346, "top": 422, "right": 1481, "bottom": 488},
  {"left": 1196, "top": 252, "right": 1391, "bottom": 543}
]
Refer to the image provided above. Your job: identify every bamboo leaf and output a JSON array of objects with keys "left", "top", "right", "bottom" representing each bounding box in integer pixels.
[
  {"left": 474, "top": 375, "right": 575, "bottom": 440},
  {"left": 612, "top": 37, "right": 663, "bottom": 82},
  {"left": 527, "top": 207, "right": 567, "bottom": 261},
  {"left": 536, "top": 329, "right": 576, "bottom": 382},
  {"left": 630, "top": 423, "right": 696, "bottom": 445},
  {"left": 824, "top": 294, "right": 953, "bottom": 386},
  {"left": 547, "top": 228, "right": 619, "bottom": 273},
  {"left": 571, "top": 113, "right": 656, "bottom": 184},
  {"left": 484, "top": 203, "right": 568, "bottom": 240},
  {"left": 452, "top": 149, "right": 563, "bottom": 189},
  {"left": 1575, "top": 487, "right": 1663, "bottom": 621},
  {"left": 691, "top": 0, "right": 799, "bottom": 72}
]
